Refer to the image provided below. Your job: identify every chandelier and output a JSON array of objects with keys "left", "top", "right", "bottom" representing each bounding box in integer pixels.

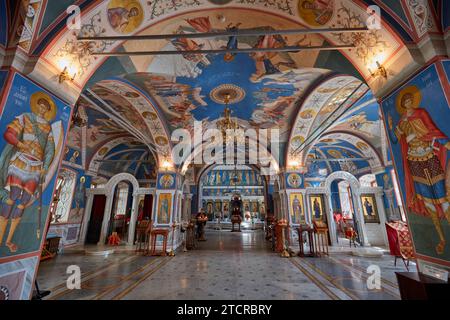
[{"left": 216, "top": 93, "right": 241, "bottom": 143}]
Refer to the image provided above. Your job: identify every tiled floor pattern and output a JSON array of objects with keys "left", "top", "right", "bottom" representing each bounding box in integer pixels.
[{"left": 37, "top": 230, "right": 408, "bottom": 300}]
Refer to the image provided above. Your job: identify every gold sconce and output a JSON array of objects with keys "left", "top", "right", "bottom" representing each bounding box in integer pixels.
[
  {"left": 161, "top": 159, "right": 173, "bottom": 171},
  {"left": 58, "top": 66, "right": 76, "bottom": 83},
  {"left": 368, "top": 61, "right": 387, "bottom": 79}
]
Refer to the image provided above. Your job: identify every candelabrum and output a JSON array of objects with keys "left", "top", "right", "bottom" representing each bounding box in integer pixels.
[
  {"left": 278, "top": 219, "right": 290, "bottom": 258},
  {"left": 182, "top": 221, "right": 189, "bottom": 252},
  {"left": 168, "top": 222, "right": 178, "bottom": 256}
]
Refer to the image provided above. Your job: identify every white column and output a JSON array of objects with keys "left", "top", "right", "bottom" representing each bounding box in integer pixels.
[
  {"left": 325, "top": 190, "right": 338, "bottom": 246},
  {"left": 375, "top": 190, "right": 389, "bottom": 246},
  {"left": 98, "top": 194, "right": 113, "bottom": 245},
  {"left": 79, "top": 191, "right": 94, "bottom": 245},
  {"left": 127, "top": 192, "right": 140, "bottom": 245}
]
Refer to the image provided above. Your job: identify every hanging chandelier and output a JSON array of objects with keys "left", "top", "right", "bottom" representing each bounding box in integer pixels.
[{"left": 216, "top": 92, "right": 242, "bottom": 143}]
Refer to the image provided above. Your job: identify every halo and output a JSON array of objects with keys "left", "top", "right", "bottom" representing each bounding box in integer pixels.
[
  {"left": 395, "top": 85, "right": 421, "bottom": 115},
  {"left": 30, "top": 92, "right": 57, "bottom": 121}
]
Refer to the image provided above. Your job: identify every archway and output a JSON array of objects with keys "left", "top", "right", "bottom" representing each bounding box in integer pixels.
[
  {"left": 82, "top": 173, "right": 143, "bottom": 245},
  {"left": 324, "top": 171, "right": 388, "bottom": 247},
  {"left": 197, "top": 164, "right": 268, "bottom": 230}
]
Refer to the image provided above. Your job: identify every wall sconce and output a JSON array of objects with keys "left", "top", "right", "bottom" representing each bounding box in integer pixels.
[
  {"left": 58, "top": 66, "right": 76, "bottom": 83},
  {"left": 368, "top": 61, "right": 387, "bottom": 79},
  {"left": 161, "top": 159, "right": 173, "bottom": 171}
]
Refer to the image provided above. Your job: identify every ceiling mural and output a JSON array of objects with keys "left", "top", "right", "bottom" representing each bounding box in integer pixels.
[
  {"left": 97, "top": 140, "right": 157, "bottom": 180},
  {"left": 330, "top": 91, "right": 382, "bottom": 150},
  {"left": 287, "top": 75, "right": 369, "bottom": 164},
  {"left": 305, "top": 137, "right": 373, "bottom": 179},
  {"left": 21, "top": 0, "right": 426, "bottom": 178},
  {"left": 123, "top": 67, "right": 329, "bottom": 135},
  {"left": 87, "top": 79, "right": 172, "bottom": 159},
  {"left": 306, "top": 132, "right": 383, "bottom": 171},
  {"left": 88, "top": 135, "right": 148, "bottom": 174},
  {"left": 42, "top": 0, "right": 404, "bottom": 90}
]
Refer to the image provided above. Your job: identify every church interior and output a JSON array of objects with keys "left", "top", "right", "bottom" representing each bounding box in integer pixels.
[{"left": 0, "top": 0, "right": 449, "bottom": 302}]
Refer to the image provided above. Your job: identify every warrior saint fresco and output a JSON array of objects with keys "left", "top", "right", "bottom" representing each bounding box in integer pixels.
[
  {"left": 0, "top": 92, "right": 57, "bottom": 253},
  {"left": 388, "top": 85, "right": 450, "bottom": 255}
]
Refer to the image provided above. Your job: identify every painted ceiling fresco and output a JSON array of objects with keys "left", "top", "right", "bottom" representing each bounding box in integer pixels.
[
  {"left": 27, "top": 0, "right": 418, "bottom": 175},
  {"left": 43, "top": 0, "right": 405, "bottom": 89},
  {"left": 96, "top": 140, "right": 157, "bottom": 180},
  {"left": 124, "top": 66, "right": 329, "bottom": 134},
  {"left": 287, "top": 75, "right": 369, "bottom": 164}
]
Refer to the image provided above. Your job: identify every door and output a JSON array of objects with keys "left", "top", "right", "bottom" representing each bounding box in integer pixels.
[
  {"left": 86, "top": 195, "right": 107, "bottom": 244},
  {"left": 143, "top": 194, "right": 153, "bottom": 220}
]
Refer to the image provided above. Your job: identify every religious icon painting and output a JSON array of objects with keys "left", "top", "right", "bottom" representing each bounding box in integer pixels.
[
  {"left": 107, "top": 0, "right": 144, "bottom": 34},
  {"left": 298, "top": 0, "right": 334, "bottom": 26},
  {"left": 157, "top": 173, "right": 175, "bottom": 189},
  {"left": 286, "top": 173, "right": 302, "bottom": 188},
  {"left": 309, "top": 194, "right": 325, "bottom": 221},
  {"left": 289, "top": 193, "right": 304, "bottom": 224},
  {"left": 0, "top": 73, "right": 71, "bottom": 258},
  {"left": 157, "top": 193, "right": 172, "bottom": 224},
  {"left": 206, "top": 201, "right": 213, "bottom": 216},
  {"left": 360, "top": 194, "right": 379, "bottom": 223},
  {"left": 382, "top": 64, "right": 450, "bottom": 259}
]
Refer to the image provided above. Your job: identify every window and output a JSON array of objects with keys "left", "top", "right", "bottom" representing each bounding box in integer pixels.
[
  {"left": 52, "top": 169, "right": 77, "bottom": 224},
  {"left": 114, "top": 184, "right": 129, "bottom": 216}
]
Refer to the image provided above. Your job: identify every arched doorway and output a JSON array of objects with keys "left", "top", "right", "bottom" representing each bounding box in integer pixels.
[
  {"left": 82, "top": 173, "right": 150, "bottom": 245},
  {"left": 324, "top": 171, "right": 388, "bottom": 247},
  {"left": 197, "top": 164, "right": 268, "bottom": 230}
]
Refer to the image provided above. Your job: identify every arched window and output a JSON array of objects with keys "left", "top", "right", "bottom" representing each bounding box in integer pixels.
[
  {"left": 114, "top": 182, "right": 130, "bottom": 216},
  {"left": 52, "top": 169, "right": 77, "bottom": 224}
]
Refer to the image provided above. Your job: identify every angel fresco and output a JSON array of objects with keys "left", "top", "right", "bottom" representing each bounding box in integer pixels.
[
  {"left": 250, "top": 35, "right": 295, "bottom": 82},
  {"left": 0, "top": 92, "right": 57, "bottom": 253},
  {"left": 387, "top": 85, "right": 450, "bottom": 255}
]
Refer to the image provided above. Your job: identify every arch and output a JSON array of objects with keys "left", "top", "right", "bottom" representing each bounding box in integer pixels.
[
  {"left": 96, "top": 172, "right": 140, "bottom": 245},
  {"left": 36, "top": 2, "right": 409, "bottom": 94},
  {"left": 323, "top": 170, "right": 369, "bottom": 246},
  {"left": 286, "top": 75, "right": 369, "bottom": 167},
  {"left": 301, "top": 131, "right": 384, "bottom": 178},
  {"left": 180, "top": 134, "right": 280, "bottom": 177},
  {"left": 90, "top": 78, "right": 173, "bottom": 163}
]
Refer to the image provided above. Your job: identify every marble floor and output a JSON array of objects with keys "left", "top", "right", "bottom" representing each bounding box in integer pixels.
[{"left": 36, "top": 230, "right": 412, "bottom": 300}]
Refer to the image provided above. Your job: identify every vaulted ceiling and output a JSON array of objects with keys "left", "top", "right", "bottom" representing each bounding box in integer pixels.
[{"left": 3, "top": 0, "right": 446, "bottom": 178}]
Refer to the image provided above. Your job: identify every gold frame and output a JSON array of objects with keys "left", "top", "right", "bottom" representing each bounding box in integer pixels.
[
  {"left": 309, "top": 194, "right": 326, "bottom": 222},
  {"left": 360, "top": 194, "right": 380, "bottom": 223}
]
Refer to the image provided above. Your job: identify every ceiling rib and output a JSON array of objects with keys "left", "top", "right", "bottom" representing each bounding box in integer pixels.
[
  {"left": 82, "top": 91, "right": 157, "bottom": 154},
  {"left": 78, "top": 27, "right": 368, "bottom": 41}
]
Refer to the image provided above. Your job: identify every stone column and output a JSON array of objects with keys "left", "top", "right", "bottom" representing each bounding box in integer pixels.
[
  {"left": 79, "top": 190, "right": 95, "bottom": 245},
  {"left": 127, "top": 191, "right": 140, "bottom": 245}
]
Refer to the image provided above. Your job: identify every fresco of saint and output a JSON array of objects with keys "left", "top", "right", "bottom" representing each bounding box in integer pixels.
[
  {"left": 107, "top": 1, "right": 142, "bottom": 34},
  {"left": 388, "top": 85, "right": 450, "bottom": 254},
  {"left": 313, "top": 198, "right": 321, "bottom": 219},
  {"left": 292, "top": 195, "right": 302, "bottom": 223},
  {"left": 0, "top": 92, "right": 56, "bottom": 253},
  {"left": 364, "top": 198, "right": 373, "bottom": 216},
  {"left": 158, "top": 196, "right": 170, "bottom": 224}
]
